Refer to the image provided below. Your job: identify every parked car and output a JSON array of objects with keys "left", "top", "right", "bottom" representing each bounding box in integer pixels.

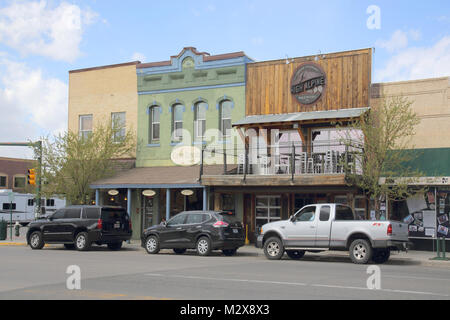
[
  {"left": 26, "top": 206, "right": 132, "bottom": 251},
  {"left": 256, "top": 203, "right": 410, "bottom": 264},
  {"left": 141, "top": 210, "right": 245, "bottom": 256}
]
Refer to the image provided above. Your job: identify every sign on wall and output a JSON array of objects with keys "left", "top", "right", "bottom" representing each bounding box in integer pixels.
[{"left": 290, "top": 63, "right": 326, "bottom": 105}]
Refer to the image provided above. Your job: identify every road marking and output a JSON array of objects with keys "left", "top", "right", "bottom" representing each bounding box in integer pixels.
[
  {"left": 383, "top": 275, "right": 450, "bottom": 282},
  {"left": 145, "top": 273, "right": 449, "bottom": 298}
]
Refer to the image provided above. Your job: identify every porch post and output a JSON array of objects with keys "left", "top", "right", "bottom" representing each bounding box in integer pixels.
[
  {"left": 95, "top": 189, "right": 100, "bottom": 206},
  {"left": 127, "top": 188, "right": 132, "bottom": 216},
  {"left": 203, "top": 187, "right": 208, "bottom": 210},
  {"left": 166, "top": 188, "right": 171, "bottom": 220}
]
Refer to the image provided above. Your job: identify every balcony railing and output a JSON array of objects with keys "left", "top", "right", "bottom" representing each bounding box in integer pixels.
[{"left": 200, "top": 142, "right": 363, "bottom": 179}]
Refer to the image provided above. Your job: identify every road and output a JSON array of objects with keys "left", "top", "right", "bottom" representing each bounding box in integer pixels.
[{"left": 0, "top": 244, "right": 449, "bottom": 300}]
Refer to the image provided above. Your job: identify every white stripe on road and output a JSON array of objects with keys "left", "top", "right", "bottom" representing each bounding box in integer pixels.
[{"left": 145, "top": 273, "right": 449, "bottom": 298}]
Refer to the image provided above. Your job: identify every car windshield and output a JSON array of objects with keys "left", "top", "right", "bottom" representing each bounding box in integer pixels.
[{"left": 101, "top": 208, "right": 128, "bottom": 221}]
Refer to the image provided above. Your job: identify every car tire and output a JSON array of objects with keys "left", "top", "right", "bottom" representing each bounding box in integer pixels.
[
  {"left": 263, "top": 237, "right": 284, "bottom": 260},
  {"left": 173, "top": 248, "right": 187, "bottom": 254},
  {"left": 64, "top": 244, "right": 75, "bottom": 250},
  {"left": 145, "top": 235, "right": 160, "bottom": 254},
  {"left": 371, "top": 248, "right": 390, "bottom": 264},
  {"left": 222, "top": 248, "right": 237, "bottom": 256},
  {"left": 196, "top": 237, "right": 212, "bottom": 256},
  {"left": 29, "top": 231, "right": 44, "bottom": 250},
  {"left": 286, "top": 250, "right": 305, "bottom": 260},
  {"left": 349, "top": 239, "right": 373, "bottom": 264},
  {"left": 74, "top": 232, "right": 91, "bottom": 251},
  {"left": 107, "top": 242, "right": 123, "bottom": 251}
]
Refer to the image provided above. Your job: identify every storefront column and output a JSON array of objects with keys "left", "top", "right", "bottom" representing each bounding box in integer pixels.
[
  {"left": 95, "top": 189, "right": 100, "bottom": 206},
  {"left": 203, "top": 187, "right": 208, "bottom": 210},
  {"left": 166, "top": 188, "right": 171, "bottom": 220},
  {"left": 127, "top": 188, "right": 132, "bottom": 216}
]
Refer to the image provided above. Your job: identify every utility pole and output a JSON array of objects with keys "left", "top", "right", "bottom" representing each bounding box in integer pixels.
[{"left": 0, "top": 141, "right": 43, "bottom": 217}]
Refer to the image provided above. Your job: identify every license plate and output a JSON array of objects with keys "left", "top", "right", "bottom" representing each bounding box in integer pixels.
[
  {"left": 114, "top": 222, "right": 121, "bottom": 229},
  {"left": 233, "top": 228, "right": 238, "bottom": 234}
]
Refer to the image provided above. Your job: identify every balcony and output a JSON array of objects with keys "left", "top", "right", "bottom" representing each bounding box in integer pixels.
[{"left": 200, "top": 142, "right": 362, "bottom": 186}]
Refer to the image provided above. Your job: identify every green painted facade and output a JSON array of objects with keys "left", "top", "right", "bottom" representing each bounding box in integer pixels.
[
  {"left": 401, "top": 148, "right": 450, "bottom": 176},
  {"left": 136, "top": 49, "right": 252, "bottom": 167}
]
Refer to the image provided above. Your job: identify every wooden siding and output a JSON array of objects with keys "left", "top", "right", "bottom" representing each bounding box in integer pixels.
[{"left": 246, "top": 48, "right": 372, "bottom": 116}]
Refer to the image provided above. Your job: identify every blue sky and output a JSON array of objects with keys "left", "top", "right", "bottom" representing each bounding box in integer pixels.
[{"left": 0, "top": 0, "right": 449, "bottom": 158}]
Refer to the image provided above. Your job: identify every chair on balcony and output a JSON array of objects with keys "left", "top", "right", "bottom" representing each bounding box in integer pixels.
[
  {"left": 295, "top": 152, "right": 307, "bottom": 174},
  {"left": 306, "top": 156, "right": 314, "bottom": 174}
]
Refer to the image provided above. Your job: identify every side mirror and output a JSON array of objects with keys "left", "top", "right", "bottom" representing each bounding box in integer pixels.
[
  {"left": 290, "top": 215, "right": 296, "bottom": 222},
  {"left": 48, "top": 216, "right": 53, "bottom": 221},
  {"left": 161, "top": 221, "right": 167, "bottom": 227}
]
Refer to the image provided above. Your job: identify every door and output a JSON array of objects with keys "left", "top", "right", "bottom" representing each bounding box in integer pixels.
[
  {"left": 142, "top": 196, "right": 153, "bottom": 231},
  {"left": 42, "top": 209, "right": 65, "bottom": 242},
  {"left": 283, "top": 205, "right": 318, "bottom": 247},
  {"left": 159, "top": 213, "right": 187, "bottom": 248},
  {"left": 315, "top": 205, "right": 332, "bottom": 247},
  {"left": 58, "top": 208, "right": 81, "bottom": 241},
  {"left": 184, "top": 213, "right": 207, "bottom": 246}
]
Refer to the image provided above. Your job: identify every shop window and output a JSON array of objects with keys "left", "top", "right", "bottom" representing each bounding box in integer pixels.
[
  {"left": 111, "top": 112, "right": 126, "bottom": 142},
  {"left": 149, "top": 106, "right": 160, "bottom": 143},
  {"left": 354, "top": 196, "right": 367, "bottom": 220},
  {"left": 194, "top": 102, "right": 207, "bottom": 140},
  {"left": 255, "top": 196, "right": 281, "bottom": 231},
  {"left": 222, "top": 194, "right": 235, "bottom": 215},
  {"left": 172, "top": 104, "right": 184, "bottom": 141},
  {"left": 219, "top": 100, "right": 232, "bottom": 137},
  {"left": 79, "top": 114, "right": 93, "bottom": 139},
  {"left": 334, "top": 195, "right": 348, "bottom": 205}
]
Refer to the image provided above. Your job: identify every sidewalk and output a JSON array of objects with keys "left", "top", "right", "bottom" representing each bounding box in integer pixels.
[{"left": 2, "top": 228, "right": 449, "bottom": 268}]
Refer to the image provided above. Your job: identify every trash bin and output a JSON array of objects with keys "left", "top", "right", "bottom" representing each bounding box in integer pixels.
[{"left": 0, "top": 220, "right": 7, "bottom": 241}]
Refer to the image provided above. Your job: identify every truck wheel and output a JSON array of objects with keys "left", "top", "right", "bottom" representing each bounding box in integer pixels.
[
  {"left": 286, "top": 250, "right": 305, "bottom": 260},
  {"left": 145, "top": 235, "right": 160, "bottom": 254},
  {"left": 349, "top": 239, "right": 372, "bottom": 264},
  {"left": 371, "top": 248, "right": 390, "bottom": 264},
  {"left": 74, "top": 232, "right": 91, "bottom": 251},
  {"left": 29, "top": 231, "right": 44, "bottom": 250},
  {"left": 263, "top": 237, "right": 284, "bottom": 260},
  {"left": 196, "top": 237, "right": 212, "bottom": 256}
]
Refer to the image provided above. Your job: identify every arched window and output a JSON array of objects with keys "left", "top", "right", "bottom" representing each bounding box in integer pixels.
[
  {"left": 194, "top": 101, "right": 207, "bottom": 140},
  {"left": 172, "top": 104, "right": 184, "bottom": 141},
  {"left": 149, "top": 106, "right": 160, "bottom": 143},
  {"left": 219, "top": 100, "right": 232, "bottom": 137}
]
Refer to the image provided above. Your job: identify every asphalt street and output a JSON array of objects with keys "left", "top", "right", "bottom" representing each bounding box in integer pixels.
[{"left": 0, "top": 243, "right": 449, "bottom": 300}]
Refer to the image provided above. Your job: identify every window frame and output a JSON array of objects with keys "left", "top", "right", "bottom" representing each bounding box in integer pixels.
[
  {"left": 171, "top": 104, "right": 184, "bottom": 141},
  {"left": 79, "top": 114, "right": 93, "bottom": 139},
  {"left": 194, "top": 102, "right": 207, "bottom": 140},
  {"left": 219, "top": 100, "right": 232, "bottom": 138},
  {"left": 0, "top": 174, "right": 7, "bottom": 188},
  {"left": 13, "top": 175, "right": 26, "bottom": 189},
  {"left": 111, "top": 112, "right": 126, "bottom": 142},
  {"left": 294, "top": 205, "right": 317, "bottom": 222},
  {"left": 149, "top": 106, "right": 161, "bottom": 143}
]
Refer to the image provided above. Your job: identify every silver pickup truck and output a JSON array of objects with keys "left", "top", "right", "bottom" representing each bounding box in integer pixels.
[{"left": 256, "top": 203, "right": 409, "bottom": 264}]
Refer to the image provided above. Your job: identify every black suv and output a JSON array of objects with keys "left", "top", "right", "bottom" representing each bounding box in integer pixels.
[
  {"left": 27, "top": 206, "right": 132, "bottom": 251},
  {"left": 141, "top": 211, "right": 245, "bottom": 256}
]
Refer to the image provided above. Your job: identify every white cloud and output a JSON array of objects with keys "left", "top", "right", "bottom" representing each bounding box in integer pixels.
[
  {"left": 131, "top": 52, "right": 146, "bottom": 62},
  {"left": 0, "top": 57, "right": 68, "bottom": 158},
  {"left": 375, "top": 36, "right": 450, "bottom": 82},
  {"left": 376, "top": 30, "right": 409, "bottom": 53},
  {"left": 0, "top": 0, "right": 98, "bottom": 62}
]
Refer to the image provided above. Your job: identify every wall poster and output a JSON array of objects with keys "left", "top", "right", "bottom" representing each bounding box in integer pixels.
[
  {"left": 436, "top": 189, "right": 450, "bottom": 239},
  {"left": 404, "top": 188, "right": 437, "bottom": 238}
]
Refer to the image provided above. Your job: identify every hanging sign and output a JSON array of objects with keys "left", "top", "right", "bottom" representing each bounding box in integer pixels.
[
  {"left": 142, "top": 190, "right": 156, "bottom": 197},
  {"left": 290, "top": 62, "right": 326, "bottom": 105}
]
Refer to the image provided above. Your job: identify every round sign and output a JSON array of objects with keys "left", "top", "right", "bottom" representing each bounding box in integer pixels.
[
  {"left": 108, "top": 189, "right": 119, "bottom": 196},
  {"left": 181, "top": 189, "right": 194, "bottom": 196},
  {"left": 142, "top": 189, "right": 156, "bottom": 197},
  {"left": 290, "top": 63, "right": 326, "bottom": 105}
]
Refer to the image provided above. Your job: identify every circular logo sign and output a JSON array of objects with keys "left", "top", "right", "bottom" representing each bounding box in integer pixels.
[{"left": 290, "top": 63, "right": 326, "bottom": 105}]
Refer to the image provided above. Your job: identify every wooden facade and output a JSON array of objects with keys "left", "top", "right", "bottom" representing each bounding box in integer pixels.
[{"left": 245, "top": 48, "right": 372, "bottom": 116}]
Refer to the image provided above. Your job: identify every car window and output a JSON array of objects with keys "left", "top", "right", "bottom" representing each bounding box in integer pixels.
[
  {"left": 101, "top": 208, "right": 129, "bottom": 221},
  {"left": 83, "top": 207, "right": 100, "bottom": 219},
  {"left": 167, "top": 214, "right": 186, "bottom": 226},
  {"left": 319, "top": 206, "right": 331, "bottom": 221},
  {"left": 52, "top": 209, "right": 65, "bottom": 219},
  {"left": 65, "top": 208, "right": 81, "bottom": 219},
  {"left": 185, "top": 214, "right": 204, "bottom": 225},
  {"left": 295, "top": 206, "right": 316, "bottom": 222},
  {"left": 216, "top": 211, "right": 239, "bottom": 224},
  {"left": 335, "top": 205, "right": 354, "bottom": 221}
]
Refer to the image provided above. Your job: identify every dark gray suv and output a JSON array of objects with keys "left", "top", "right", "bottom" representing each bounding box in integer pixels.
[{"left": 27, "top": 206, "right": 132, "bottom": 251}]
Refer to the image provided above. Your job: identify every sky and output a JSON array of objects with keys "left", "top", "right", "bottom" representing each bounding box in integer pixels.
[{"left": 0, "top": 0, "right": 449, "bottom": 159}]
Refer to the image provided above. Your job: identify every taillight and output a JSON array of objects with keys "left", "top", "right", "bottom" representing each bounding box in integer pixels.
[
  {"left": 213, "top": 220, "right": 229, "bottom": 228},
  {"left": 387, "top": 224, "right": 393, "bottom": 236},
  {"left": 97, "top": 219, "right": 103, "bottom": 230}
]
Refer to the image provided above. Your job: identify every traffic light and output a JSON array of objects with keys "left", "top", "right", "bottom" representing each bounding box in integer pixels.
[{"left": 27, "top": 169, "right": 36, "bottom": 186}]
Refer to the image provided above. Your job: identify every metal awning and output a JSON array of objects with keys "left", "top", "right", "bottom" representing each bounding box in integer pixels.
[{"left": 232, "top": 107, "right": 370, "bottom": 127}]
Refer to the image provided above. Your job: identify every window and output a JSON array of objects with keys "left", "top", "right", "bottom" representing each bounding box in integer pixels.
[
  {"left": 66, "top": 208, "right": 81, "bottom": 219},
  {"left": 3, "top": 203, "right": 16, "bottom": 210},
  {"left": 172, "top": 104, "right": 184, "bottom": 141},
  {"left": 13, "top": 176, "right": 26, "bottom": 189},
  {"left": 295, "top": 206, "right": 316, "bottom": 222},
  {"left": 83, "top": 208, "right": 100, "bottom": 219},
  {"left": 354, "top": 196, "right": 367, "bottom": 220},
  {"left": 185, "top": 213, "right": 204, "bottom": 225},
  {"left": 222, "top": 194, "right": 235, "bottom": 215},
  {"left": 167, "top": 213, "right": 186, "bottom": 226},
  {"left": 255, "top": 196, "right": 281, "bottom": 230},
  {"left": 52, "top": 209, "right": 65, "bottom": 219},
  {"left": 79, "top": 115, "right": 93, "bottom": 139},
  {"left": 0, "top": 175, "right": 6, "bottom": 188},
  {"left": 219, "top": 100, "right": 232, "bottom": 137},
  {"left": 149, "top": 106, "right": 160, "bottom": 143},
  {"left": 335, "top": 205, "right": 355, "bottom": 221},
  {"left": 320, "top": 205, "right": 331, "bottom": 221},
  {"left": 28, "top": 199, "right": 34, "bottom": 206},
  {"left": 111, "top": 112, "right": 126, "bottom": 141},
  {"left": 194, "top": 102, "right": 207, "bottom": 140},
  {"left": 46, "top": 199, "right": 55, "bottom": 207}
]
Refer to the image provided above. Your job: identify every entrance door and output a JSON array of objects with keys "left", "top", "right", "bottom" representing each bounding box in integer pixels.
[
  {"left": 142, "top": 196, "right": 153, "bottom": 230},
  {"left": 255, "top": 196, "right": 281, "bottom": 232}
]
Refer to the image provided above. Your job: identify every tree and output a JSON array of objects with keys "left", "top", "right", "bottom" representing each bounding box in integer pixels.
[
  {"left": 339, "top": 96, "right": 425, "bottom": 217},
  {"left": 33, "top": 121, "right": 136, "bottom": 205}
]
